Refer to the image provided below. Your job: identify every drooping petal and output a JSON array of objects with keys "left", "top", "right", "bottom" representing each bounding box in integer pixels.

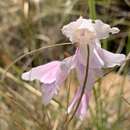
[
  {"left": 74, "top": 58, "right": 103, "bottom": 90},
  {"left": 97, "top": 48, "right": 126, "bottom": 68},
  {"left": 22, "top": 56, "right": 74, "bottom": 105},
  {"left": 41, "top": 57, "right": 74, "bottom": 105},
  {"left": 56, "top": 56, "right": 74, "bottom": 85},
  {"left": 93, "top": 20, "right": 120, "bottom": 39},
  {"left": 67, "top": 88, "right": 81, "bottom": 114},
  {"left": 68, "top": 88, "right": 91, "bottom": 120},
  {"left": 76, "top": 91, "right": 91, "bottom": 120},
  {"left": 92, "top": 47, "right": 105, "bottom": 68},
  {"left": 21, "top": 61, "right": 60, "bottom": 83},
  {"left": 41, "top": 82, "right": 57, "bottom": 105}
]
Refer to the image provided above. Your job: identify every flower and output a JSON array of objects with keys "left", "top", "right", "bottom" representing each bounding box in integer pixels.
[{"left": 21, "top": 17, "right": 126, "bottom": 119}]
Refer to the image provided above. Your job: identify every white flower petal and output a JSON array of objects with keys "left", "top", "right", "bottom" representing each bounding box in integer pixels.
[
  {"left": 110, "top": 27, "right": 120, "bottom": 34},
  {"left": 62, "top": 17, "right": 95, "bottom": 43},
  {"left": 93, "top": 20, "right": 119, "bottom": 39},
  {"left": 98, "top": 48, "right": 126, "bottom": 67}
]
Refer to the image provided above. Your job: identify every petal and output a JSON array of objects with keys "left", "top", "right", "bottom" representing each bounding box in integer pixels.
[
  {"left": 56, "top": 56, "right": 74, "bottom": 85},
  {"left": 78, "top": 19, "right": 94, "bottom": 32},
  {"left": 93, "top": 20, "right": 120, "bottom": 39},
  {"left": 74, "top": 59, "right": 85, "bottom": 83},
  {"left": 74, "top": 43, "right": 104, "bottom": 69},
  {"left": 76, "top": 91, "right": 91, "bottom": 120},
  {"left": 41, "top": 83, "right": 57, "bottom": 105},
  {"left": 74, "top": 46, "right": 95, "bottom": 68},
  {"left": 67, "top": 88, "right": 80, "bottom": 113},
  {"left": 74, "top": 50, "right": 103, "bottom": 90},
  {"left": 22, "top": 57, "right": 74, "bottom": 105},
  {"left": 22, "top": 56, "right": 74, "bottom": 84},
  {"left": 110, "top": 27, "right": 120, "bottom": 34},
  {"left": 62, "top": 17, "right": 82, "bottom": 43},
  {"left": 90, "top": 40, "right": 125, "bottom": 69},
  {"left": 68, "top": 88, "right": 91, "bottom": 120},
  {"left": 21, "top": 61, "right": 60, "bottom": 83},
  {"left": 74, "top": 47, "right": 88, "bottom": 67},
  {"left": 62, "top": 17, "right": 94, "bottom": 43},
  {"left": 97, "top": 48, "right": 126, "bottom": 68},
  {"left": 40, "top": 57, "right": 73, "bottom": 105},
  {"left": 92, "top": 47, "right": 105, "bottom": 68}
]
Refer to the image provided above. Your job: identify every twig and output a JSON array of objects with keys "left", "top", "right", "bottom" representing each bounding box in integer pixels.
[{"left": 1, "top": 42, "right": 72, "bottom": 81}]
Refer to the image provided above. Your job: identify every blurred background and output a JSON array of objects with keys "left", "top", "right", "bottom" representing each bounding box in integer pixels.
[{"left": 0, "top": 0, "right": 130, "bottom": 130}]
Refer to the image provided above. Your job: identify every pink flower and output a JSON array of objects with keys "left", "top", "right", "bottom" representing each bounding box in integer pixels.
[{"left": 22, "top": 17, "right": 126, "bottom": 119}]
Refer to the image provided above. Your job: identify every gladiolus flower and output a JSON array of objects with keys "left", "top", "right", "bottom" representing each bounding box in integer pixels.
[{"left": 21, "top": 17, "right": 125, "bottom": 119}]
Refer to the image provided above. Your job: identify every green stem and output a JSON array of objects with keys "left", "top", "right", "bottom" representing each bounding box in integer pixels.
[
  {"left": 102, "top": 39, "right": 108, "bottom": 49},
  {"left": 126, "top": 31, "right": 130, "bottom": 54},
  {"left": 88, "top": 0, "right": 96, "bottom": 19}
]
